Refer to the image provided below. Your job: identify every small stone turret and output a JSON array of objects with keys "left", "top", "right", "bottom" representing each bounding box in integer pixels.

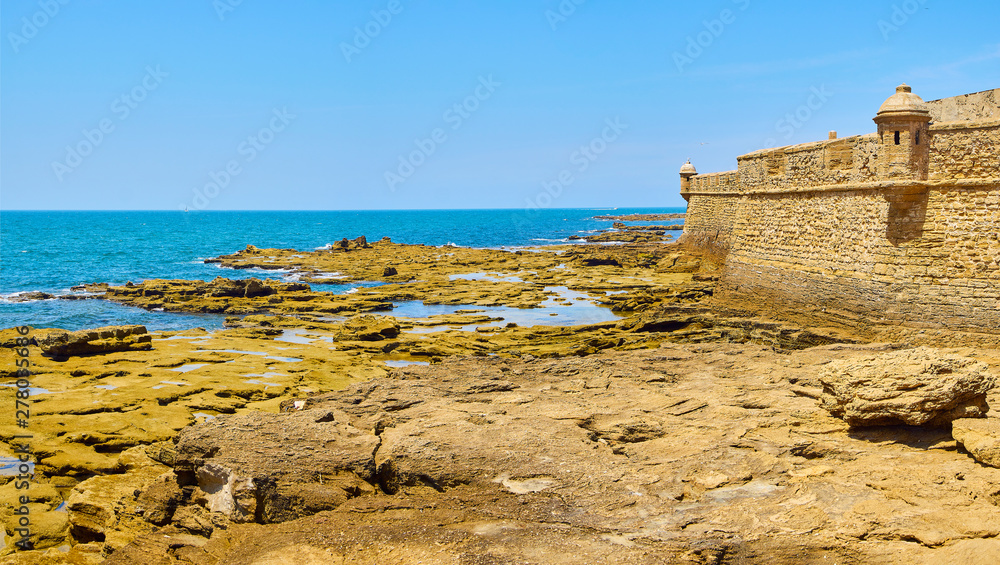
[
  {"left": 873, "top": 84, "right": 931, "bottom": 181},
  {"left": 679, "top": 160, "right": 697, "bottom": 201}
]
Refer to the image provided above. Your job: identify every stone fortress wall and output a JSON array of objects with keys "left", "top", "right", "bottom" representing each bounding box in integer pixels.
[{"left": 679, "top": 87, "right": 1000, "bottom": 333}]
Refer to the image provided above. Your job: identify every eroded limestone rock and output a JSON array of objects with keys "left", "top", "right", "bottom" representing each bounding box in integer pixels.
[
  {"left": 97, "top": 344, "right": 1000, "bottom": 564},
  {"left": 952, "top": 418, "right": 1000, "bottom": 468},
  {"left": 819, "top": 347, "right": 995, "bottom": 427},
  {"left": 35, "top": 325, "right": 151, "bottom": 358},
  {"left": 64, "top": 447, "right": 170, "bottom": 554},
  {"left": 0, "top": 480, "right": 68, "bottom": 552},
  {"left": 340, "top": 315, "right": 400, "bottom": 341},
  {"left": 173, "top": 408, "right": 379, "bottom": 524}
]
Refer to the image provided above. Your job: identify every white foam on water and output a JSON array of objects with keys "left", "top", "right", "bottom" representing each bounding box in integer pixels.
[
  {"left": 310, "top": 272, "right": 347, "bottom": 280},
  {"left": 0, "top": 291, "right": 58, "bottom": 304}
]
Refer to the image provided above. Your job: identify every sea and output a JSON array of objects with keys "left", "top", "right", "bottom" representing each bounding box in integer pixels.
[{"left": 0, "top": 208, "right": 684, "bottom": 332}]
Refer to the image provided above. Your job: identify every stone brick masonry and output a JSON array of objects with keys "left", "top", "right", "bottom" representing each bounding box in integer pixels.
[{"left": 679, "top": 87, "right": 1000, "bottom": 333}]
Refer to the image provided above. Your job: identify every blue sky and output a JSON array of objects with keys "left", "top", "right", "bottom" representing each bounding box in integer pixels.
[{"left": 1, "top": 0, "right": 997, "bottom": 210}]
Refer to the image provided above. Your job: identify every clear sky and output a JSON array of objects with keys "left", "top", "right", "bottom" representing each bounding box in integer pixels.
[{"left": 1, "top": 0, "right": 997, "bottom": 210}]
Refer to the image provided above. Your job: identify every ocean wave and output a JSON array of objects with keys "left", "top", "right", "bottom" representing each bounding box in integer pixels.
[
  {"left": 0, "top": 290, "right": 60, "bottom": 304},
  {"left": 500, "top": 246, "right": 561, "bottom": 254},
  {"left": 212, "top": 264, "right": 295, "bottom": 276},
  {"left": 307, "top": 272, "right": 347, "bottom": 280}
]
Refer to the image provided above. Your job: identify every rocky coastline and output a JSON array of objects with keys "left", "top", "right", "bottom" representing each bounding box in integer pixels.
[{"left": 2, "top": 225, "right": 1000, "bottom": 564}]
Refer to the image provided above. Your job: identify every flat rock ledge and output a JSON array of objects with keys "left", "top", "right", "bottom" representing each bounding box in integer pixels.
[
  {"left": 50, "top": 343, "right": 1000, "bottom": 565},
  {"left": 952, "top": 418, "right": 1000, "bottom": 468},
  {"left": 819, "top": 347, "right": 995, "bottom": 427}
]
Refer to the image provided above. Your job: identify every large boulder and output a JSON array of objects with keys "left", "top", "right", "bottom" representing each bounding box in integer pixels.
[
  {"left": 243, "top": 278, "right": 271, "bottom": 298},
  {"left": 173, "top": 409, "right": 379, "bottom": 524},
  {"left": 340, "top": 315, "right": 400, "bottom": 341},
  {"left": 204, "top": 277, "right": 275, "bottom": 298},
  {"left": 36, "top": 325, "right": 152, "bottom": 358},
  {"left": 819, "top": 347, "right": 995, "bottom": 427},
  {"left": 952, "top": 418, "right": 1000, "bottom": 468}
]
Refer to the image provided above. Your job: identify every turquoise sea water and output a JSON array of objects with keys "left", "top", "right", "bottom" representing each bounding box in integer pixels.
[{"left": 0, "top": 208, "right": 683, "bottom": 331}]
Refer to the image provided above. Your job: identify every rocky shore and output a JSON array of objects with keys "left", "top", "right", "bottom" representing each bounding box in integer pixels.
[{"left": 2, "top": 236, "right": 999, "bottom": 564}]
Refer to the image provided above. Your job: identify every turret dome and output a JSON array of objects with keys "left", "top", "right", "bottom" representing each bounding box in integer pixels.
[
  {"left": 679, "top": 160, "right": 697, "bottom": 175},
  {"left": 876, "top": 84, "right": 930, "bottom": 118}
]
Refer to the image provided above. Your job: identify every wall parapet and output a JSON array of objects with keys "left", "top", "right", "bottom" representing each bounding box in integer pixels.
[
  {"left": 682, "top": 177, "right": 999, "bottom": 197},
  {"left": 735, "top": 133, "right": 880, "bottom": 192},
  {"left": 929, "top": 120, "right": 1000, "bottom": 180},
  {"left": 684, "top": 121, "right": 999, "bottom": 193},
  {"left": 688, "top": 170, "right": 739, "bottom": 193},
  {"left": 926, "top": 88, "right": 1000, "bottom": 122},
  {"left": 930, "top": 118, "right": 1000, "bottom": 132},
  {"left": 679, "top": 87, "right": 999, "bottom": 201}
]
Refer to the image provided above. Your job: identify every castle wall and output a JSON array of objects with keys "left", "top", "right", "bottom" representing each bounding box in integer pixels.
[
  {"left": 682, "top": 171, "right": 740, "bottom": 255},
  {"left": 680, "top": 89, "right": 999, "bottom": 333},
  {"left": 682, "top": 192, "right": 741, "bottom": 254},
  {"left": 716, "top": 183, "right": 1000, "bottom": 332},
  {"left": 929, "top": 121, "right": 1000, "bottom": 180}
]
